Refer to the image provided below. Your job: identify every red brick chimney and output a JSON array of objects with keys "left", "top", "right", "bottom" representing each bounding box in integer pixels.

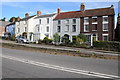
[
  {"left": 12, "top": 18, "right": 15, "bottom": 22},
  {"left": 57, "top": 8, "right": 60, "bottom": 14},
  {"left": 25, "top": 13, "right": 29, "bottom": 17},
  {"left": 80, "top": 3, "right": 85, "bottom": 11},
  {"left": 37, "top": 10, "right": 41, "bottom": 16},
  {"left": 17, "top": 16, "right": 20, "bottom": 21}
]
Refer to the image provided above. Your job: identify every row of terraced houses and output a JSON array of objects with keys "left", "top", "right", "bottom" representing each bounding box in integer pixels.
[{"left": 5, "top": 3, "right": 115, "bottom": 46}]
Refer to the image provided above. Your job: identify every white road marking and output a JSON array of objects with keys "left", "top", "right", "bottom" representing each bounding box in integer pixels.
[{"left": 1, "top": 55, "right": 120, "bottom": 79}]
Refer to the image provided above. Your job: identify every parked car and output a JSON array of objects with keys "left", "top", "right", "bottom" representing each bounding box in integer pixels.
[{"left": 15, "top": 36, "right": 29, "bottom": 43}]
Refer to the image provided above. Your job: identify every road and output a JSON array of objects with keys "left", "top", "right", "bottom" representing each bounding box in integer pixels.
[{"left": 1, "top": 48, "right": 119, "bottom": 79}]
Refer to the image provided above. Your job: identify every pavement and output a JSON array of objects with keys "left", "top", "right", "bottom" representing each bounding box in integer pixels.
[
  {"left": 1, "top": 48, "right": 119, "bottom": 79},
  {"left": 0, "top": 39, "right": 119, "bottom": 56}
]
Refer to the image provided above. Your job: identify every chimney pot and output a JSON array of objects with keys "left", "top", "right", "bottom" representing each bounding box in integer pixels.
[
  {"left": 80, "top": 3, "right": 85, "bottom": 11},
  {"left": 17, "top": 16, "right": 20, "bottom": 21},
  {"left": 25, "top": 13, "right": 29, "bottom": 17},
  {"left": 37, "top": 10, "right": 41, "bottom": 16},
  {"left": 12, "top": 18, "right": 15, "bottom": 22},
  {"left": 57, "top": 8, "right": 60, "bottom": 14}
]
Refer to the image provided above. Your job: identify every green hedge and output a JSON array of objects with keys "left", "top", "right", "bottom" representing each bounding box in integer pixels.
[{"left": 93, "top": 41, "right": 120, "bottom": 52}]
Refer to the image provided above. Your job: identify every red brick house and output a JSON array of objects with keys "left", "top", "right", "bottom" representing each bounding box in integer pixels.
[
  {"left": 115, "top": 13, "right": 120, "bottom": 42},
  {"left": 54, "top": 3, "right": 115, "bottom": 46}
]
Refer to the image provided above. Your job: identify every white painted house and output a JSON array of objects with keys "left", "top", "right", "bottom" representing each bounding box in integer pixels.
[
  {"left": 53, "top": 8, "right": 80, "bottom": 42},
  {"left": 15, "top": 13, "right": 37, "bottom": 42},
  {"left": 33, "top": 13, "right": 57, "bottom": 41}
]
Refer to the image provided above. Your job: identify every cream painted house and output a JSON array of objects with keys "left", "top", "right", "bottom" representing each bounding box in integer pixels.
[
  {"left": 15, "top": 13, "right": 37, "bottom": 42},
  {"left": 33, "top": 13, "right": 57, "bottom": 42}
]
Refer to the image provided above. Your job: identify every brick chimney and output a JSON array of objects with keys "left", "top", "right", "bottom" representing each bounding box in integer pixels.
[
  {"left": 37, "top": 10, "right": 41, "bottom": 16},
  {"left": 80, "top": 3, "right": 85, "bottom": 11},
  {"left": 12, "top": 18, "right": 15, "bottom": 22},
  {"left": 25, "top": 13, "right": 29, "bottom": 17},
  {"left": 17, "top": 16, "right": 20, "bottom": 21},
  {"left": 57, "top": 8, "right": 60, "bottom": 14}
]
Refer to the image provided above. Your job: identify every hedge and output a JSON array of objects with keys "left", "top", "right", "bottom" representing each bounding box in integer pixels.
[{"left": 93, "top": 40, "right": 120, "bottom": 52}]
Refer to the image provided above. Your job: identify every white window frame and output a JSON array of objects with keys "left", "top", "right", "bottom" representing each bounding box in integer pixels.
[
  {"left": 102, "top": 16, "right": 108, "bottom": 23},
  {"left": 103, "top": 23, "right": 108, "bottom": 31},
  {"left": 65, "top": 20, "right": 69, "bottom": 24},
  {"left": 102, "top": 34, "right": 108, "bottom": 41},
  {"left": 84, "top": 17, "right": 89, "bottom": 23},
  {"left": 84, "top": 24, "right": 89, "bottom": 32},
  {"left": 65, "top": 25, "right": 69, "bottom": 32}
]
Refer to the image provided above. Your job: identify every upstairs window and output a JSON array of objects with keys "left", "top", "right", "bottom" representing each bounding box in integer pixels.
[
  {"left": 65, "top": 20, "right": 69, "bottom": 24},
  {"left": 47, "top": 18, "right": 49, "bottom": 24},
  {"left": 65, "top": 25, "right": 69, "bottom": 32},
  {"left": 46, "top": 26, "right": 49, "bottom": 32},
  {"left": 103, "top": 24, "right": 108, "bottom": 31},
  {"left": 57, "top": 26, "right": 61, "bottom": 32},
  {"left": 58, "top": 20, "right": 61, "bottom": 24},
  {"left": 84, "top": 24, "right": 89, "bottom": 32},
  {"left": 103, "top": 16, "right": 108, "bottom": 22},
  {"left": 73, "top": 19, "right": 76, "bottom": 24},
  {"left": 39, "top": 19, "right": 41, "bottom": 24},
  {"left": 84, "top": 17, "right": 89, "bottom": 23},
  {"left": 92, "top": 16, "right": 97, "bottom": 23}
]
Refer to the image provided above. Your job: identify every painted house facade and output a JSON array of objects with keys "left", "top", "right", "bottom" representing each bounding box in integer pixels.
[
  {"left": 53, "top": 8, "right": 80, "bottom": 42},
  {"left": 34, "top": 13, "right": 56, "bottom": 41},
  {"left": 0, "top": 20, "right": 9, "bottom": 37},
  {"left": 5, "top": 18, "right": 16, "bottom": 38},
  {"left": 15, "top": 13, "right": 36, "bottom": 42},
  {"left": 53, "top": 3, "right": 115, "bottom": 45}
]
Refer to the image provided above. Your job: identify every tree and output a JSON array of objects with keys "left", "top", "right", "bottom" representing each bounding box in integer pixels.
[
  {"left": 53, "top": 33, "right": 60, "bottom": 45},
  {"left": 9, "top": 17, "right": 18, "bottom": 22},
  {"left": 0, "top": 17, "right": 6, "bottom": 21},
  {"left": 76, "top": 36, "right": 84, "bottom": 46},
  {"left": 77, "top": 34, "right": 87, "bottom": 42}
]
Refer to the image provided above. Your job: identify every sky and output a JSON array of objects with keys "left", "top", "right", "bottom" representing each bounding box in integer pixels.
[{"left": 0, "top": 2, "right": 119, "bottom": 24}]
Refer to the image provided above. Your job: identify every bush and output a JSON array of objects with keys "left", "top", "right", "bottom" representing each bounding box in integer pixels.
[
  {"left": 38, "top": 39, "right": 43, "bottom": 44},
  {"left": 93, "top": 40, "right": 120, "bottom": 52},
  {"left": 43, "top": 37, "right": 53, "bottom": 44},
  {"left": 10, "top": 34, "right": 15, "bottom": 41}
]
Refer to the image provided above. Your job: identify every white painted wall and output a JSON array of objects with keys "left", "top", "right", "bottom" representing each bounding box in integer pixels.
[
  {"left": 34, "top": 14, "right": 56, "bottom": 41},
  {"left": 53, "top": 18, "right": 80, "bottom": 42},
  {"left": 15, "top": 16, "right": 36, "bottom": 42}
]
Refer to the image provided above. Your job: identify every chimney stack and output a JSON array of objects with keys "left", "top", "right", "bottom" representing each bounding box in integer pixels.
[
  {"left": 17, "top": 16, "right": 20, "bottom": 21},
  {"left": 25, "top": 13, "right": 29, "bottom": 17},
  {"left": 57, "top": 8, "right": 60, "bottom": 14},
  {"left": 12, "top": 18, "right": 15, "bottom": 22},
  {"left": 37, "top": 10, "right": 41, "bottom": 16},
  {"left": 80, "top": 3, "right": 85, "bottom": 11}
]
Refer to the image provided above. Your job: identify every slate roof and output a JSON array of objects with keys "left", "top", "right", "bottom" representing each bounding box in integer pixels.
[
  {"left": 0, "top": 20, "right": 10, "bottom": 26},
  {"left": 19, "top": 15, "right": 36, "bottom": 21},
  {"left": 54, "top": 7, "right": 115, "bottom": 20},
  {"left": 34, "top": 13, "right": 56, "bottom": 19}
]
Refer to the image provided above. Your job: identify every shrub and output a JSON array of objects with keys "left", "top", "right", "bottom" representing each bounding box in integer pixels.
[
  {"left": 53, "top": 33, "right": 60, "bottom": 45},
  {"left": 38, "top": 39, "right": 43, "bottom": 44},
  {"left": 93, "top": 40, "right": 120, "bottom": 52},
  {"left": 77, "top": 34, "right": 87, "bottom": 42},
  {"left": 43, "top": 37, "right": 53, "bottom": 44},
  {"left": 10, "top": 34, "right": 15, "bottom": 41}
]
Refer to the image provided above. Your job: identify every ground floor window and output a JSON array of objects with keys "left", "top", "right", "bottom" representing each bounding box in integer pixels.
[{"left": 103, "top": 35, "right": 108, "bottom": 41}]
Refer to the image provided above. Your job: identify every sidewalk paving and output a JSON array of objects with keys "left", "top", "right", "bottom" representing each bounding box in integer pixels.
[{"left": 1, "top": 39, "right": 119, "bottom": 56}]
